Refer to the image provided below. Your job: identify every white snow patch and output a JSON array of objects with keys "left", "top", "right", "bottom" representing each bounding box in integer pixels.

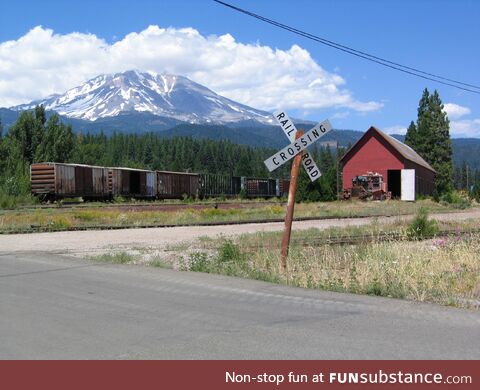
[
  {"left": 160, "top": 75, "right": 169, "bottom": 93},
  {"left": 227, "top": 104, "right": 242, "bottom": 112}
]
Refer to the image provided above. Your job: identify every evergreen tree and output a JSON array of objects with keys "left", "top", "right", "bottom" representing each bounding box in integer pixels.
[
  {"left": 404, "top": 121, "right": 418, "bottom": 150},
  {"left": 428, "top": 90, "right": 453, "bottom": 194},
  {"left": 9, "top": 112, "right": 36, "bottom": 164},
  {"left": 296, "top": 146, "right": 337, "bottom": 202},
  {"left": 7, "top": 105, "right": 46, "bottom": 165},
  {"left": 236, "top": 150, "right": 254, "bottom": 176},
  {"left": 453, "top": 164, "right": 462, "bottom": 189},
  {"left": 35, "top": 114, "right": 75, "bottom": 163},
  {"left": 408, "top": 89, "right": 453, "bottom": 195}
]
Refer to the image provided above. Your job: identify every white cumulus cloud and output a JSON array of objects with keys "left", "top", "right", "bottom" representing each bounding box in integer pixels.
[
  {"left": 443, "top": 103, "right": 471, "bottom": 119},
  {"left": 450, "top": 119, "right": 480, "bottom": 138},
  {"left": 443, "top": 103, "right": 480, "bottom": 137},
  {"left": 0, "top": 25, "right": 382, "bottom": 113},
  {"left": 383, "top": 125, "right": 407, "bottom": 135}
]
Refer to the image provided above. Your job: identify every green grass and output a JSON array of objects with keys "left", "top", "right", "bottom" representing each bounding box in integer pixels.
[
  {"left": 90, "top": 251, "right": 134, "bottom": 264},
  {"left": 0, "top": 192, "right": 39, "bottom": 209},
  {"left": 148, "top": 257, "right": 173, "bottom": 269}
]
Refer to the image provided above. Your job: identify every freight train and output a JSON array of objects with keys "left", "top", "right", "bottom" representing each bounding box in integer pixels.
[{"left": 30, "top": 162, "right": 290, "bottom": 201}]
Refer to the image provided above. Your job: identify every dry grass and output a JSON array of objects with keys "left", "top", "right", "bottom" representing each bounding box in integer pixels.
[
  {"left": 76, "top": 214, "right": 480, "bottom": 309},
  {"left": 0, "top": 199, "right": 463, "bottom": 233},
  {"left": 183, "top": 218, "right": 480, "bottom": 309},
  {"left": 246, "top": 236, "right": 479, "bottom": 308}
]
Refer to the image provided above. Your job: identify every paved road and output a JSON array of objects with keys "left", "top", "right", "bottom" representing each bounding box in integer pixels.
[{"left": 1, "top": 252, "right": 478, "bottom": 359}]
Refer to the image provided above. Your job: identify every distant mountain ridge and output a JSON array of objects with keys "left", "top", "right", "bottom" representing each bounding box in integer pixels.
[
  {"left": 1, "top": 106, "right": 479, "bottom": 169},
  {"left": 11, "top": 70, "right": 274, "bottom": 125},
  {"left": 2, "top": 66, "right": 479, "bottom": 171}
]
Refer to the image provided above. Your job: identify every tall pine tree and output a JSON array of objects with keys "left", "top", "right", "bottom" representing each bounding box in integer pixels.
[
  {"left": 404, "top": 121, "right": 418, "bottom": 149},
  {"left": 405, "top": 88, "right": 453, "bottom": 195}
]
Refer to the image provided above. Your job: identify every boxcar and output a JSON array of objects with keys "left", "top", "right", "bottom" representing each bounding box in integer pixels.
[
  {"left": 245, "top": 177, "right": 278, "bottom": 198},
  {"left": 31, "top": 162, "right": 289, "bottom": 201},
  {"left": 157, "top": 171, "right": 200, "bottom": 199},
  {"left": 199, "top": 174, "right": 241, "bottom": 198},
  {"left": 30, "top": 162, "right": 109, "bottom": 200},
  {"left": 109, "top": 167, "right": 157, "bottom": 199}
]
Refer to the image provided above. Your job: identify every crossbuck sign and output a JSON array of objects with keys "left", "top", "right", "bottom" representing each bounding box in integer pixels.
[
  {"left": 265, "top": 110, "right": 333, "bottom": 270},
  {"left": 264, "top": 111, "right": 333, "bottom": 177}
]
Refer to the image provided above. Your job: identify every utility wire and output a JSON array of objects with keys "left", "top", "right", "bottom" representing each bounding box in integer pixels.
[{"left": 214, "top": 0, "right": 480, "bottom": 95}]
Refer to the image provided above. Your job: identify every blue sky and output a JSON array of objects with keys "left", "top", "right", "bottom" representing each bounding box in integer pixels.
[{"left": 1, "top": 0, "right": 479, "bottom": 137}]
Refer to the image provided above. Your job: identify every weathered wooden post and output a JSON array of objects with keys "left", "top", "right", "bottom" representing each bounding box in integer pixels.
[
  {"left": 281, "top": 130, "right": 304, "bottom": 269},
  {"left": 263, "top": 111, "right": 332, "bottom": 270}
]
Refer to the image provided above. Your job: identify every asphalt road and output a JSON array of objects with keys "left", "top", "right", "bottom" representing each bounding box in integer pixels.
[{"left": 1, "top": 252, "right": 479, "bottom": 359}]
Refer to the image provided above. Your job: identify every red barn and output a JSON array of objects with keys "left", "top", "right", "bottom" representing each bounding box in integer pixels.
[{"left": 340, "top": 126, "right": 435, "bottom": 199}]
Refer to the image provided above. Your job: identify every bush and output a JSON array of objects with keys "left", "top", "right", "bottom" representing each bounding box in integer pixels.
[
  {"left": 415, "top": 193, "right": 430, "bottom": 201},
  {"left": 407, "top": 207, "right": 439, "bottom": 239},
  {"left": 2, "top": 174, "right": 30, "bottom": 197},
  {"left": 439, "top": 191, "right": 471, "bottom": 209},
  {"left": 217, "top": 239, "right": 244, "bottom": 264},
  {"left": 186, "top": 240, "right": 250, "bottom": 276},
  {"left": 0, "top": 193, "right": 17, "bottom": 209},
  {"left": 92, "top": 251, "right": 134, "bottom": 264},
  {"left": 188, "top": 252, "right": 210, "bottom": 272},
  {"left": 0, "top": 191, "right": 38, "bottom": 209}
]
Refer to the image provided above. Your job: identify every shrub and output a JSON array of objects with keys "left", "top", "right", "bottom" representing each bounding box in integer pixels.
[
  {"left": 3, "top": 174, "right": 30, "bottom": 197},
  {"left": 149, "top": 257, "right": 173, "bottom": 269},
  {"left": 188, "top": 252, "right": 211, "bottom": 272},
  {"left": 0, "top": 193, "right": 16, "bottom": 209},
  {"left": 186, "top": 240, "right": 250, "bottom": 276},
  {"left": 407, "top": 207, "right": 439, "bottom": 239},
  {"left": 217, "top": 239, "right": 244, "bottom": 263},
  {"left": 440, "top": 191, "right": 471, "bottom": 209},
  {"left": 93, "top": 251, "right": 134, "bottom": 264},
  {"left": 0, "top": 191, "right": 39, "bottom": 209}
]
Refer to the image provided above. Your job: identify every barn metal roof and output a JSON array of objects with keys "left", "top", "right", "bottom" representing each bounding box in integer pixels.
[{"left": 341, "top": 126, "right": 435, "bottom": 172}]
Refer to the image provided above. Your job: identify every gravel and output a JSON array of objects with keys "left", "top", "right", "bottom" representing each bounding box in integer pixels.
[{"left": 1, "top": 209, "right": 479, "bottom": 256}]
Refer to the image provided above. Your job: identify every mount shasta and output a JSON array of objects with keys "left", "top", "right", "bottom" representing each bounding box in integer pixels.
[{"left": 12, "top": 70, "right": 274, "bottom": 125}]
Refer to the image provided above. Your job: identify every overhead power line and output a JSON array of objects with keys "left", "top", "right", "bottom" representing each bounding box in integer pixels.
[{"left": 214, "top": 0, "right": 480, "bottom": 95}]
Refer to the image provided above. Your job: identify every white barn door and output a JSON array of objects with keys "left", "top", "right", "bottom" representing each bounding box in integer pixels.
[{"left": 401, "top": 169, "right": 415, "bottom": 201}]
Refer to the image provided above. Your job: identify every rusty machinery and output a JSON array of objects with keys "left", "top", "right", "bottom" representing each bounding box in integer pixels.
[{"left": 343, "top": 171, "right": 391, "bottom": 201}]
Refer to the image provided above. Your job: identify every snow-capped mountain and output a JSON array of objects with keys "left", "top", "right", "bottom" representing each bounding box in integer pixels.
[{"left": 12, "top": 70, "right": 274, "bottom": 125}]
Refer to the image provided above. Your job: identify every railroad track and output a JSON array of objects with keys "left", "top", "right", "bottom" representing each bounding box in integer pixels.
[
  {"left": 242, "top": 228, "right": 480, "bottom": 250},
  {"left": 9, "top": 200, "right": 285, "bottom": 212},
  {"left": 1, "top": 211, "right": 479, "bottom": 247},
  {"left": 0, "top": 212, "right": 403, "bottom": 235},
  {"left": 0, "top": 216, "right": 292, "bottom": 234}
]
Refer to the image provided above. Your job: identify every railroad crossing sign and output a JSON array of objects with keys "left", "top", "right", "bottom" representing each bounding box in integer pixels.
[
  {"left": 264, "top": 112, "right": 332, "bottom": 175},
  {"left": 265, "top": 110, "right": 333, "bottom": 270},
  {"left": 271, "top": 110, "right": 322, "bottom": 181}
]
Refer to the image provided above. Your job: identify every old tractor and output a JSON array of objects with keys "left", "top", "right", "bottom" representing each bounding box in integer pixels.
[{"left": 343, "top": 171, "right": 391, "bottom": 201}]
